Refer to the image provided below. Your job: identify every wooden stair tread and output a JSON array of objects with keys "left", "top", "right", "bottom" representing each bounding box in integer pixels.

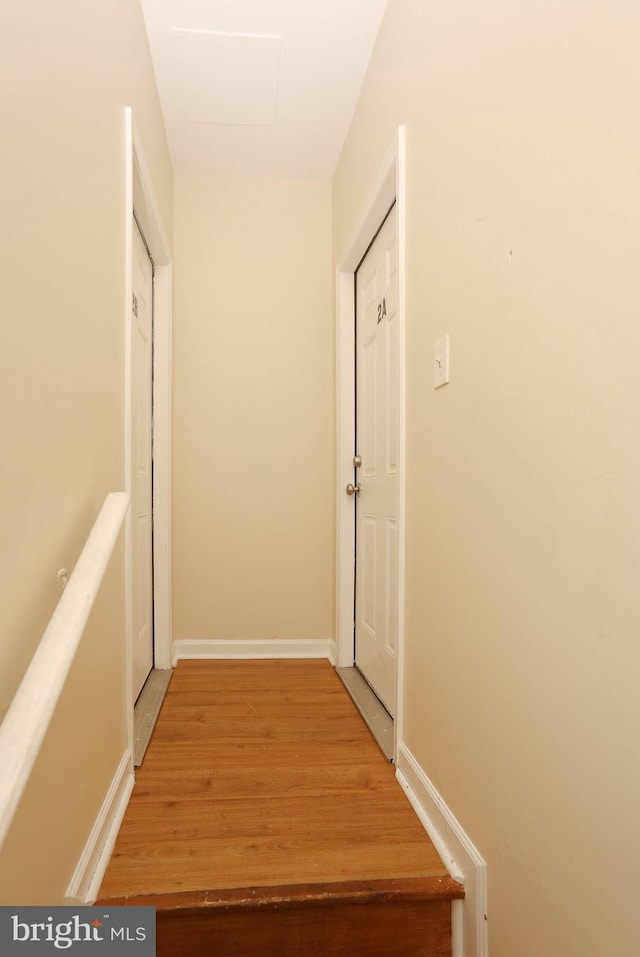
[
  {"left": 99, "top": 875, "right": 464, "bottom": 911},
  {"left": 98, "top": 660, "right": 463, "bottom": 931}
]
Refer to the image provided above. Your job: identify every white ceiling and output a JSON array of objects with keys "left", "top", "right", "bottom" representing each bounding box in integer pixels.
[{"left": 140, "top": 0, "right": 389, "bottom": 180}]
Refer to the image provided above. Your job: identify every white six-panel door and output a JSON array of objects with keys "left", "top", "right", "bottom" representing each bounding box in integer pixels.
[
  {"left": 354, "top": 205, "right": 398, "bottom": 715},
  {"left": 131, "top": 221, "right": 154, "bottom": 701}
]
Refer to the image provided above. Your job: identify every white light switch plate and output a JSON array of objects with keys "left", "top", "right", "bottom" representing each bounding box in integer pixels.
[{"left": 434, "top": 335, "right": 450, "bottom": 388}]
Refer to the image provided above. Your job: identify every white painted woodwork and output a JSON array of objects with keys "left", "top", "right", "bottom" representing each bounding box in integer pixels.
[
  {"left": 127, "top": 109, "right": 173, "bottom": 676},
  {"left": 396, "top": 744, "right": 488, "bottom": 957},
  {"left": 65, "top": 750, "right": 135, "bottom": 905},
  {"left": 124, "top": 109, "right": 173, "bottom": 771},
  {"left": 355, "top": 205, "right": 399, "bottom": 715},
  {"left": 174, "top": 638, "right": 332, "bottom": 661},
  {"left": 0, "top": 493, "right": 129, "bottom": 852},
  {"left": 335, "top": 129, "right": 406, "bottom": 757},
  {"left": 131, "top": 222, "right": 154, "bottom": 701}
]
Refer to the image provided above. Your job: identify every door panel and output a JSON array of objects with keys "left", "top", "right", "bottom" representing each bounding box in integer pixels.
[
  {"left": 363, "top": 331, "right": 378, "bottom": 475},
  {"left": 362, "top": 516, "right": 377, "bottom": 636},
  {"left": 354, "top": 206, "right": 398, "bottom": 715},
  {"left": 132, "top": 221, "right": 154, "bottom": 701}
]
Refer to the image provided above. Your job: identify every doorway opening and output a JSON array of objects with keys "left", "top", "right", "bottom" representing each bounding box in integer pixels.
[
  {"left": 335, "top": 128, "right": 406, "bottom": 761},
  {"left": 124, "top": 108, "right": 173, "bottom": 762},
  {"left": 353, "top": 202, "right": 398, "bottom": 716},
  {"left": 131, "top": 215, "right": 154, "bottom": 702}
]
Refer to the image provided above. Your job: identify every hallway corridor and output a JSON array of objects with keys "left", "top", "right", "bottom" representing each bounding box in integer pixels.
[{"left": 98, "top": 659, "right": 462, "bottom": 955}]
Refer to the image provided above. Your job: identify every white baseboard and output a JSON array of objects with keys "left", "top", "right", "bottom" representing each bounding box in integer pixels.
[
  {"left": 65, "top": 751, "right": 134, "bottom": 905},
  {"left": 173, "top": 638, "right": 333, "bottom": 662},
  {"left": 396, "top": 743, "right": 488, "bottom": 957}
]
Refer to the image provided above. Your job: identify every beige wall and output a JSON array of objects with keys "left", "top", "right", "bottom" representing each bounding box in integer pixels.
[
  {"left": 333, "top": 1, "right": 640, "bottom": 954},
  {"left": 0, "top": 0, "right": 172, "bottom": 902},
  {"left": 173, "top": 175, "right": 333, "bottom": 643}
]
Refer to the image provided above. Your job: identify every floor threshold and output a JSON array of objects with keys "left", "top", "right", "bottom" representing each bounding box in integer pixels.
[
  {"left": 336, "top": 666, "right": 394, "bottom": 762},
  {"left": 133, "top": 668, "right": 172, "bottom": 767}
]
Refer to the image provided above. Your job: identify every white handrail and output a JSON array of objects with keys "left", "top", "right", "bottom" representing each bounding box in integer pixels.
[{"left": 0, "top": 492, "right": 129, "bottom": 850}]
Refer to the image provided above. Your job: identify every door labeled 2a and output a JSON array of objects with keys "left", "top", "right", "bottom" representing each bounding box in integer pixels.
[
  {"left": 131, "top": 219, "right": 154, "bottom": 701},
  {"left": 354, "top": 204, "right": 398, "bottom": 716}
]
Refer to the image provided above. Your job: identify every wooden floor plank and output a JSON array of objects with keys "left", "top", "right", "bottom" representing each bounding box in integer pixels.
[{"left": 99, "top": 660, "right": 459, "bottom": 905}]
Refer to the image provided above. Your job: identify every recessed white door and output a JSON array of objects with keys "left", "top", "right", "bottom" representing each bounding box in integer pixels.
[
  {"left": 131, "top": 220, "right": 154, "bottom": 701},
  {"left": 354, "top": 205, "right": 398, "bottom": 715}
]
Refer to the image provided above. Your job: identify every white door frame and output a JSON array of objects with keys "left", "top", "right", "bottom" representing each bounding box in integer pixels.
[
  {"left": 124, "top": 108, "right": 173, "bottom": 754},
  {"left": 335, "top": 127, "right": 406, "bottom": 751}
]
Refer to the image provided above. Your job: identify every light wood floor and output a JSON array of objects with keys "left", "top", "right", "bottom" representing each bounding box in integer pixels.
[{"left": 99, "top": 659, "right": 460, "bottom": 906}]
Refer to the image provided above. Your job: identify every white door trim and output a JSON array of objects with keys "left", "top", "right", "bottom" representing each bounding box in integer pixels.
[
  {"left": 124, "top": 108, "right": 173, "bottom": 753},
  {"left": 335, "top": 127, "right": 406, "bottom": 752}
]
